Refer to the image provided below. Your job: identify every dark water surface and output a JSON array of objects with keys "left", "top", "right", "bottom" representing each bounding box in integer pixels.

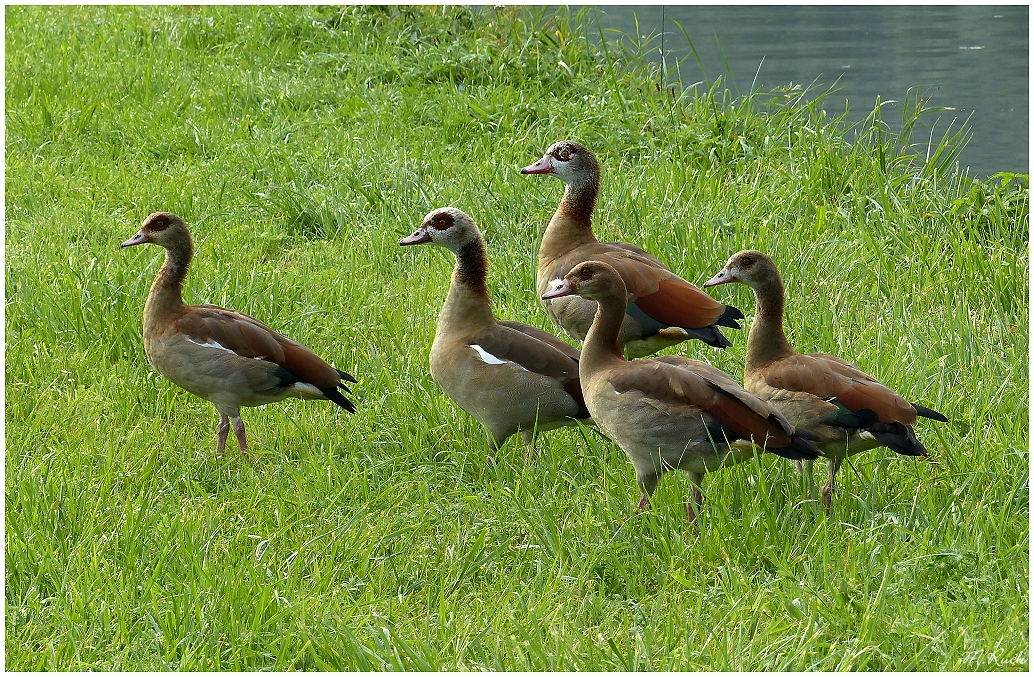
[{"left": 588, "top": 5, "right": 1028, "bottom": 178}]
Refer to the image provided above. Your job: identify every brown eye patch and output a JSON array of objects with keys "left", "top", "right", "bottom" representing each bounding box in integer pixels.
[
  {"left": 552, "top": 144, "right": 572, "bottom": 161},
  {"left": 740, "top": 256, "right": 754, "bottom": 268},
  {"left": 434, "top": 213, "right": 454, "bottom": 230},
  {"left": 578, "top": 266, "right": 593, "bottom": 280},
  {"left": 148, "top": 217, "right": 169, "bottom": 231}
]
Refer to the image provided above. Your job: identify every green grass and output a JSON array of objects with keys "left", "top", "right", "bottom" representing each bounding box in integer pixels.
[{"left": 5, "top": 5, "right": 1028, "bottom": 670}]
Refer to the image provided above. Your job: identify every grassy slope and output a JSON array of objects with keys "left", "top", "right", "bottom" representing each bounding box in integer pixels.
[{"left": 4, "top": 5, "right": 1028, "bottom": 670}]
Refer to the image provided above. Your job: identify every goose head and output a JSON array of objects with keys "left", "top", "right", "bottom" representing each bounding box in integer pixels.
[
  {"left": 121, "top": 212, "right": 192, "bottom": 251},
  {"left": 542, "top": 260, "right": 627, "bottom": 303},
  {"left": 704, "top": 250, "right": 782, "bottom": 293},
  {"left": 520, "top": 140, "right": 600, "bottom": 186},
  {"left": 399, "top": 207, "right": 480, "bottom": 253}
]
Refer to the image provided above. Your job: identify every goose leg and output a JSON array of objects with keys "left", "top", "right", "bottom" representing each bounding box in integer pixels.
[
  {"left": 636, "top": 493, "right": 651, "bottom": 513},
  {"left": 216, "top": 414, "right": 230, "bottom": 455},
  {"left": 635, "top": 472, "right": 659, "bottom": 514},
  {"left": 520, "top": 429, "right": 538, "bottom": 464},
  {"left": 685, "top": 471, "right": 704, "bottom": 523},
  {"left": 821, "top": 457, "right": 842, "bottom": 512},
  {"left": 231, "top": 416, "right": 248, "bottom": 452},
  {"left": 485, "top": 432, "right": 503, "bottom": 467}
]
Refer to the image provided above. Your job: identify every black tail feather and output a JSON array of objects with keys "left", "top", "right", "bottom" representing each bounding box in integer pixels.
[
  {"left": 715, "top": 304, "right": 744, "bottom": 328},
  {"left": 683, "top": 324, "right": 733, "bottom": 349},
  {"left": 793, "top": 426, "right": 822, "bottom": 442},
  {"left": 705, "top": 419, "right": 821, "bottom": 461},
  {"left": 826, "top": 399, "right": 880, "bottom": 428},
  {"left": 871, "top": 423, "right": 927, "bottom": 456},
  {"left": 323, "top": 385, "right": 356, "bottom": 413},
  {"left": 337, "top": 369, "right": 357, "bottom": 384},
  {"left": 769, "top": 433, "right": 822, "bottom": 461},
  {"left": 912, "top": 402, "right": 948, "bottom": 422}
]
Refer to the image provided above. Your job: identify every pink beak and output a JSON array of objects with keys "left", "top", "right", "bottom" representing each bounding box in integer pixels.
[
  {"left": 703, "top": 269, "right": 732, "bottom": 287},
  {"left": 541, "top": 278, "right": 576, "bottom": 300},
  {"left": 120, "top": 229, "right": 149, "bottom": 248},
  {"left": 399, "top": 227, "right": 432, "bottom": 246},
  {"left": 520, "top": 153, "right": 554, "bottom": 175}
]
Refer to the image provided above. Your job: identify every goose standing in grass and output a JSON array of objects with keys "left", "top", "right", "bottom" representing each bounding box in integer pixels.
[
  {"left": 400, "top": 207, "right": 591, "bottom": 455},
  {"left": 704, "top": 250, "right": 948, "bottom": 510},
  {"left": 121, "top": 212, "right": 355, "bottom": 454},
  {"left": 521, "top": 140, "right": 743, "bottom": 358},
  {"left": 543, "top": 260, "right": 820, "bottom": 521}
]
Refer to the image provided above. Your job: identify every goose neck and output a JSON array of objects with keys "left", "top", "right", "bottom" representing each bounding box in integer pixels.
[
  {"left": 539, "top": 178, "right": 600, "bottom": 264},
  {"left": 745, "top": 281, "right": 795, "bottom": 374},
  {"left": 579, "top": 291, "right": 627, "bottom": 377},
  {"left": 438, "top": 240, "right": 495, "bottom": 333},
  {"left": 143, "top": 242, "right": 191, "bottom": 330}
]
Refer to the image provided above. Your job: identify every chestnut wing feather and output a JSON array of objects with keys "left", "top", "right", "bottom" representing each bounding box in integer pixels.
[
  {"left": 609, "top": 358, "right": 792, "bottom": 445},
  {"left": 578, "top": 245, "right": 726, "bottom": 329},
  {"left": 498, "top": 320, "right": 581, "bottom": 362},
  {"left": 471, "top": 323, "right": 588, "bottom": 416},
  {"left": 176, "top": 305, "right": 342, "bottom": 389},
  {"left": 469, "top": 324, "right": 579, "bottom": 381},
  {"left": 547, "top": 243, "right": 665, "bottom": 293},
  {"left": 653, "top": 357, "right": 788, "bottom": 428},
  {"left": 760, "top": 353, "right": 917, "bottom": 425},
  {"left": 630, "top": 278, "right": 726, "bottom": 329}
]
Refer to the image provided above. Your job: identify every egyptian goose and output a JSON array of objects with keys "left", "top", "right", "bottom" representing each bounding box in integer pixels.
[
  {"left": 121, "top": 212, "right": 355, "bottom": 454},
  {"left": 542, "top": 260, "right": 820, "bottom": 521},
  {"left": 400, "top": 207, "right": 591, "bottom": 453},
  {"left": 521, "top": 140, "right": 743, "bottom": 358},
  {"left": 704, "top": 250, "right": 948, "bottom": 510}
]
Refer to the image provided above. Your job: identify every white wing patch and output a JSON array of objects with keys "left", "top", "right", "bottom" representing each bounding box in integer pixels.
[
  {"left": 186, "top": 336, "right": 239, "bottom": 355},
  {"left": 470, "top": 344, "right": 508, "bottom": 365}
]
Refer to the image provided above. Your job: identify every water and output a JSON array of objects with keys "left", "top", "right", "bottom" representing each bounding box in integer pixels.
[{"left": 589, "top": 5, "right": 1028, "bottom": 178}]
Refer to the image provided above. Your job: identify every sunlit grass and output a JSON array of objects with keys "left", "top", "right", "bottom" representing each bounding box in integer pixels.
[{"left": 5, "top": 5, "right": 1028, "bottom": 670}]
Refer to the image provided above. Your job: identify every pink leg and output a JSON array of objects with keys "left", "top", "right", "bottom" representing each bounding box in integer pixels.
[
  {"left": 635, "top": 493, "right": 651, "bottom": 513},
  {"left": 821, "top": 457, "right": 842, "bottom": 513},
  {"left": 231, "top": 416, "right": 247, "bottom": 452},
  {"left": 635, "top": 473, "right": 660, "bottom": 515},
  {"left": 216, "top": 414, "right": 230, "bottom": 455}
]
